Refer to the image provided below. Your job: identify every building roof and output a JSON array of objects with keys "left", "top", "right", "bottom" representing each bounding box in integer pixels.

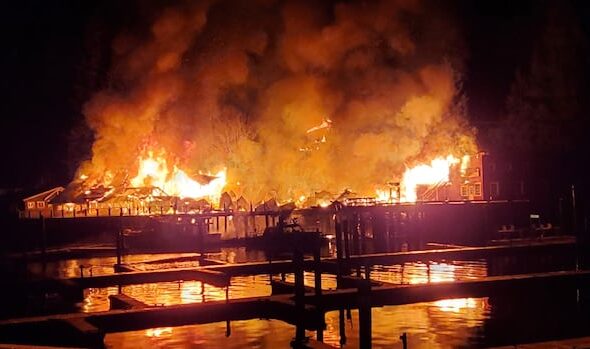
[{"left": 22, "top": 187, "right": 65, "bottom": 203}]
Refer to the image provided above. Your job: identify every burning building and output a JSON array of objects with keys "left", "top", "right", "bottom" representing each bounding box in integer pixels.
[
  {"left": 19, "top": 1, "right": 538, "bottom": 244},
  {"left": 65, "top": 1, "right": 476, "bottom": 206}
]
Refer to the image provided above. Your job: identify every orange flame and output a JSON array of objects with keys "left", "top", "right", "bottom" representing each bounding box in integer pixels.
[
  {"left": 402, "top": 155, "right": 459, "bottom": 202},
  {"left": 130, "top": 151, "right": 226, "bottom": 204}
]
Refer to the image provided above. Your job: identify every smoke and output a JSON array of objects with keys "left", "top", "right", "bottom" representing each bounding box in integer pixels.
[{"left": 77, "top": 0, "right": 477, "bottom": 202}]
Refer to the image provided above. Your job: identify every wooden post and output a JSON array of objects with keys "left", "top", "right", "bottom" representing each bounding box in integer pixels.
[
  {"left": 225, "top": 285, "right": 231, "bottom": 337},
  {"left": 40, "top": 214, "right": 46, "bottom": 270},
  {"left": 339, "top": 308, "right": 347, "bottom": 345},
  {"left": 352, "top": 213, "right": 360, "bottom": 257},
  {"left": 201, "top": 281, "right": 205, "bottom": 303},
  {"left": 224, "top": 211, "right": 228, "bottom": 234},
  {"left": 359, "top": 211, "right": 366, "bottom": 255},
  {"left": 314, "top": 241, "right": 324, "bottom": 342},
  {"left": 115, "top": 229, "right": 123, "bottom": 269},
  {"left": 246, "top": 203, "right": 253, "bottom": 238},
  {"left": 400, "top": 332, "right": 408, "bottom": 349},
  {"left": 358, "top": 277, "right": 372, "bottom": 349},
  {"left": 197, "top": 220, "right": 205, "bottom": 261},
  {"left": 343, "top": 216, "right": 351, "bottom": 262},
  {"left": 335, "top": 216, "right": 344, "bottom": 288},
  {"left": 292, "top": 249, "right": 306, "bottom": 345}
]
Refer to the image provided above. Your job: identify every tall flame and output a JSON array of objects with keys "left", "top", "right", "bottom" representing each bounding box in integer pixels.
[
  {"left": 402, "top": 155, "right": 460, "bottom": 202},
  {"left": 130, "top": 151, "right": 226, "bottom": 204}
]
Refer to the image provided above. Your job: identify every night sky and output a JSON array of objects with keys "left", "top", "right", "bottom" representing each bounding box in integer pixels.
[{"left": 1, "top": 0, "right": 589, "bottom": 191}]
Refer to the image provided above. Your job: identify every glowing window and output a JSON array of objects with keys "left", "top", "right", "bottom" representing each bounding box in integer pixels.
[
  {"left": 460, "top": 185, "right": 468, "bottom": 197},
  {"left": 474, "top": 183, "right": 481, "bottom": 196}
]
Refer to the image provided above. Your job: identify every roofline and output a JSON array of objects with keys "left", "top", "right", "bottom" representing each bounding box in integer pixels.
[{"left": 23, "top": 187, "right": 65, "bottom": 202}]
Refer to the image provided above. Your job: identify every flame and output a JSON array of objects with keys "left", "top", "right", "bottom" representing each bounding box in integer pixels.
[
  {"left": 402, "top": 155, "right": 460, "bottom": 202},
  {"left": 318, "top": 199, "right": 331, "bottom": 208},
  {"left": 460, "top": 154, "right": 471, "bottom": 176},
  {"left": 130, "top": 151, "right": 226, "bottom": 204},
  {"left": 375, "top": 188, "right": 399, "bottom": 203}
]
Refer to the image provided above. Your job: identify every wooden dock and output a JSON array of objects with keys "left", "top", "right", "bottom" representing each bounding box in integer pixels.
[
  {"left": 4, "top": 238, "right": 578, "bottom": 300},
  {"left": 0, "top": 238, "right": 584, "bottom": 348},
  {"left": 0, "top": 269, "right": 588, "bottom": 348}
]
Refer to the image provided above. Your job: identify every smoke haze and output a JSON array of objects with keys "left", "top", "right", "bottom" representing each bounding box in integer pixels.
[{"left": 77, "top": 0, "right": 477, "bottom": 203}]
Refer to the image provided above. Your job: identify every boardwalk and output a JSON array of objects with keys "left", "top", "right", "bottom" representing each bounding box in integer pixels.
[{"left": 0, "top": 270, "right": 588, "bottom": 347}]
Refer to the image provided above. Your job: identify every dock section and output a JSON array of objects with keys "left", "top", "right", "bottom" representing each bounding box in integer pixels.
[{"left": 0, "top": 270, "right": 588, "bottom": 348}]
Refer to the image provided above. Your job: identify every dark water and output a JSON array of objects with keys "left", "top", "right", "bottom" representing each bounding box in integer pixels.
[{"left": 14, "top": 246, "right": 590, "bottom": 348}]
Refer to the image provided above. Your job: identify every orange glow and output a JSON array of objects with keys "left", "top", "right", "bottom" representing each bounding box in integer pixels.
[
  {"left": 460, "top": 154, "right": 471, "bottom": 176},
  {"left": 145, "top": 327, "right": 173, "bottom": 337},
  {"left": 407, "top": 262, "right": 456, "bottom": 284},
  {"left": 375, "top": 188, "right": 399, "bottom": 203},
  {"left": 401, "top": 155, "right": 460, "bottom": 202},
  {"left": 318, "top": 199, "right": 331, "bottom": 208},
  {"left": 130, "top": 150, "right": 226, "bottom": 204},
  {"left": 434, "top": 298, "right": 477, "bottom": 313}
]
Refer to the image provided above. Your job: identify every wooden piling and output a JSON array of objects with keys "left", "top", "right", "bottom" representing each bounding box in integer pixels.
[
  {"left": 314, "top": 245, "right": 324, "bottom": 342},
  {"left": 338, "top": 308, "right": 347, "bottom": 345},
  {"left": 115, "top": 229, "right": 123, "bottom": 268},
  {"left": 358, "top": 277, "right": 372, "bottom": 349},
  {"left": 293, "top": 249, "right": 306, "bottom": 345}
]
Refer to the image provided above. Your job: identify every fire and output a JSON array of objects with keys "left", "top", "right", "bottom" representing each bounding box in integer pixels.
[
  {"left": 402, "top": 155, "right": 460, "bottom": 202},
  {"left": 317, "top": 199, "right": 331, "bottom": 208},
  {"left": 375, "top": 187, "right": 399, "bottom": 203},
  {"left": 130, "top": 151, "right": 226, "bottom": 204}
]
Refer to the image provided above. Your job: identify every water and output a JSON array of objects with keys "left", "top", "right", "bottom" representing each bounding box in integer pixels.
[
  {"left": 103, "top": 300, "right": 492, "bottom": 348},
  {"left": 12, "top": 247, "right": 590, "bottom": 348}
]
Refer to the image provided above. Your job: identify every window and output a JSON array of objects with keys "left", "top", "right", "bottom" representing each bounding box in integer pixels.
[
  {"left": 468, "top": 185, "right": 475, "bottom": 196},
  {"left": 490, "top": 182, "right": 500, "bottom": 198},
  {"left": 36, "top": 201, "right": 45, "bottom": 208},
  {"left": 474, "top": 183, "right": 482, "bottom": 196},
  {"left": 27, "top": 201, "right": 35, "bottom": 209},
  {"left": 460, "top": 185, "right": 468, "bottom": 197}
]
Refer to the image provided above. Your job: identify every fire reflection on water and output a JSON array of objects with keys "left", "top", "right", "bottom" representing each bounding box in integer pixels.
[
  {"left": 65, "top": 251, "right": 491, "bottom": 347},
  {"left": 82, "top": 276, "right": 271, "bottom": 313},
  {"left": 145, "top": 327, "right": 173, "bottom": 337},
  {"left": 103, "top": 297, "right": 491, "bottom": 348},
  {"left": 434, "top": 298, "right": 478, "bottom": 312}
]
